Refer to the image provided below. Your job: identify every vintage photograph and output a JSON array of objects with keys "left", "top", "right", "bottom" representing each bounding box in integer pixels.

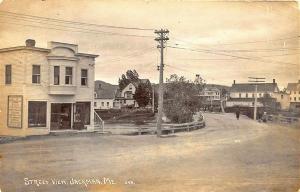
[{"left": 0, "top": 0, "right": 299, "bottom": 191}]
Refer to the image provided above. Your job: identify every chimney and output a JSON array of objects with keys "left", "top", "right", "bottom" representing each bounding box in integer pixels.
[
  {"left": 233, "top": 80, "right": 236, "bottom": 85},
  {"left": 25, "top": 39, "right": 36, "bottom": 47},
  {"left": 273, "top": 79, "right": 276, "bottom": 84}
]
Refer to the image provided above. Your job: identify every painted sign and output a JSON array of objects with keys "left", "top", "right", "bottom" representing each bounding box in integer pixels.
[{"left": 7, "top": 95, "right": 23, "bottom": 128}]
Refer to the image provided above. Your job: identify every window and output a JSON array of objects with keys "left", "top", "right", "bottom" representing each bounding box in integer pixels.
[
  {"left": 32, "top": 65, "right": 40, "bottom": 84},
  {"left": 259, "top": 93, "right": 262, "bottom": 97},
  {"left": 101, "top": 102, "right": 104, "bottom": 106},
  {"left": 246, "top": 93, "right": 248, "bottom": 98},
  {"left": 239, "top": 93, "right": 241, "bottom": 98},
  {"left": 107, "top": 102, "right": 109, "bottom": 107},
  {"left": 54, "top": 66, "right": 60, "bottom": 85},
  {"left": 81, "top": 69, "right": 88, "bottom": 86},
  {"left": 129, "top": 84, "right": 132, "bottom": 90},
  {"left": 65, "top": 67, "right": 72, "bottom": 85},
  {"left": 294, "top": 97, "right": 296, "bottom": 101},
  {"left": 5, "top": 65, "right": 11, "bottom": 84},
  {"left": 252, "top": 93, "right": 254, "bottom": 98},
  {"left": 94, "top": 102, "right": 97, "bottom": 107},
  {"left": 75, "top": 102, "right": 90, "bottom": 125},
  {"left": 28, "top": 101, "right": 47, "bottom": 127}
]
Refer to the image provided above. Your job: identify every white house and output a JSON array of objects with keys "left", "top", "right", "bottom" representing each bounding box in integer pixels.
[
  {"left": 94, "top": 81, "right": 120, "bottom": 110},
  {"left": 115, "top": 79, "right": 151, "bottom": 108},
  {"left": 286, "top": 80, "right": 300, "bottom": 111},
  {"left": 0, "top": 39, "right": 98, "bottom": 136},
  {"left": 226, "top": 79, "right": 279, "bottom": 108}
]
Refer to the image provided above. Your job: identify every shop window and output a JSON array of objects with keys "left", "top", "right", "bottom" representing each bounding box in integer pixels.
[
  {"left": 5, "top": 65, "right": 11, "bottom": 84},
  {"left": 65, "top": 67, "right": 73, "bottom": 85},
  {"left": 54, "top": 66, "right": 60, "bottom": 85},
  {"left": 75, "top": 102, "right": 90, "bottom": 125},
  {"left": 81, "top": 69, "right": 88, "bottom": 86},
  {"left": 28, "top": 101, "right": 47, "bottom": 127},
  {"left": 32, "top": 65, "right": 40, "bottom": 84}
]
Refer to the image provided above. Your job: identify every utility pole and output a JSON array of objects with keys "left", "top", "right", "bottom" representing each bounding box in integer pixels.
[
  {"left": 154, "top": 29, "right": 169, "bottom": 137},
  {"left": 152, "top": 85, "right": 155, "bottom": 113},
  {"left": 248, "top": 77, "right": 265, "bottom": 121}
]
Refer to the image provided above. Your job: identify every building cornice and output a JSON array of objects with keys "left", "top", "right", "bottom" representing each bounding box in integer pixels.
[{"left": 0, "top": 46, "right": 51, "bottom": 53}]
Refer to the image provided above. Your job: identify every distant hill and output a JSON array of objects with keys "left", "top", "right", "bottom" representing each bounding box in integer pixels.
[{"left": 94, "top": 80, "right": 119, "bottom": 99}]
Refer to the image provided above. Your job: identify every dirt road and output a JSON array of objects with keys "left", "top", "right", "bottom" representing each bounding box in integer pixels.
[{"left": 0, "top": 113, "right": 299, "bottom": 192}]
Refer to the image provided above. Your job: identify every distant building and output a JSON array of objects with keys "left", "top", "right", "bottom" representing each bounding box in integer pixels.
[
  {"left": 199, "top": 87, "right": 221, "bottom": 101},
  {"left": 94, "top": 81, "right": 120, "bottom": 110},
  {"left": 286, "top": 80, "right": 300, "bottom": 111},
  {"left": 226, "top": 79, "right": 280, "bottom": 109},
  {"left": 115, "top": 79, "right": 151, "bottom": 108},
  {"left": 0, "top": 40, "right": 98, "bottom": 136}
]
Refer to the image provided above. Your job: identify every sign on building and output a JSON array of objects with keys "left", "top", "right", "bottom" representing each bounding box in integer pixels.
[{"left": 7, "top": 95, "right": 23, "bottom": 128}]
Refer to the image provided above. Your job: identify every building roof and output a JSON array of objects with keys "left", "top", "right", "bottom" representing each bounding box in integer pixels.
[
  {"left": 94, "top": 80, "right": 119, "bottom": 99},
  {"left": 230, "top": 83, "right": 279, "bottom": 92},
  {"left": 287, "top": 82, "right": 300, "bottom": 91},
  {"left": 124, "top": 79, "right": 150, "bottom": 89},
  {"left": 0, "top": 41, "right": 99, "bottom": 58}
]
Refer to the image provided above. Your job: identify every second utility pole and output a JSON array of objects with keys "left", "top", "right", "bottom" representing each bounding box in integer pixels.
[{"left": 155, "top": 29, "right": 169, "bottom": 137}]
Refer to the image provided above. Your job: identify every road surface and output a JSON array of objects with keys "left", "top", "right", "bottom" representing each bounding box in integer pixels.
[{"left": 0, "top": 113, "right": 299, "bottom": 192}]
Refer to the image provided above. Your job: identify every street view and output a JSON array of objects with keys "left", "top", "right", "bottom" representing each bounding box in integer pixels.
[{"left": 0, "top": 1, "right": 299, "bottom": 192}]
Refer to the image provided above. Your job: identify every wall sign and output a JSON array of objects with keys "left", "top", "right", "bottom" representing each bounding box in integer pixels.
[{"left": 7, "top": 95, "right": 23, "bottom": 128}]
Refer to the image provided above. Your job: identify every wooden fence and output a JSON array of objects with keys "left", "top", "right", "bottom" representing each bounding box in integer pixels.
[
  {"left": 137, "top": 120, "right": 205, "bottom": 135},
  {"left": 267, "top": 115, "right": 299, "bottom": 124}
]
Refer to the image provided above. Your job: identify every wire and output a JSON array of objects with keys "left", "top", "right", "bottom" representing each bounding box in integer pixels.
[
  {"left": 167, "top": 45, "right": 299, "bottom": 66},
  {"left": 164, "top": 64, "right": 198, "bottom": 75},
  {"left": 0, "top": 10, "right": 155, "bottom": 31},
  {"left": 176, "top": 52, "right": 299, "bottom": 61},
  {"left": 172, "top": 35, "right": 299, "bottom": 47},
  {"left": 0, "top": 20, "right": 155, "bottom": 38}
]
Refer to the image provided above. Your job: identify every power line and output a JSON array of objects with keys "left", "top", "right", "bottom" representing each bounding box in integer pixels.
[
  {"left": 175, "top": 52, "right": 299, "bottom": 61},
  {"left": 172, "top": 35, "right": 299, "bottom": 47},
  {"left": 0, "top": 10, "right": 155, "bottom": 31},
  {"left": 164, "top": 64, "right": 198, "bottom": 75},
  {"left": 167, "top": 45, "right": 299, "bottom": 66},
  {"left": 0, "top": 20, "right": 154, "bottom": 38}
]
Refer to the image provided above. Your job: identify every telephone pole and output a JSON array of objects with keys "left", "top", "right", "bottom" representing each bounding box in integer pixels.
[
  {"left": 155, "top": 29, "right": 169, "bottom": 137},
  {"left": 248, "top": 77, "right": 265, "bottom": 120}
]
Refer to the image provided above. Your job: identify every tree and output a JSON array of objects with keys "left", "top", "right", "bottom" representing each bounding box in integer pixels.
[
  {"left": 118, "top": 70, "right": 139, "bottom": 90},
  {"left": 163, "top": 74, "right": 204, "bottom": 123},
  {"left": 133, "top": 82, "right": 152, "bottom": 107}
]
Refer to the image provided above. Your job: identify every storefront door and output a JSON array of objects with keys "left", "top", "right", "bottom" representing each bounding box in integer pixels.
[{"left": 50, "top": 103, "right": 72, "bottom": 130}]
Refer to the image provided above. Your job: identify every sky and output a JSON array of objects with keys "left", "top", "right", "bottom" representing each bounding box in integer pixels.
[{"left": 0, "top": 0, "right": 299, "bottom": 89}]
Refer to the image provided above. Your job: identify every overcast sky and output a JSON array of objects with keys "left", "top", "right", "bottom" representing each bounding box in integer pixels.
[{"left": 0, "top": 0, "right": 299, "bottom": 88}]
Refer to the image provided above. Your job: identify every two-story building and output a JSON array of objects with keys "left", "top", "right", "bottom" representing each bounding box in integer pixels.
[
  {"left": 287, "top": 80, "right": 300, "bottom": 111},
  {"left": 0, "top": 39, "right": 98, "bottom": 136},
  {"left": 226, "top": 79, "right": 280, "bottom": 109}
]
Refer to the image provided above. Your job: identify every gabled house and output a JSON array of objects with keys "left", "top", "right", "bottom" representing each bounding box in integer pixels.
[
  {"left": 116, "top": 79, "right": 151, "bottom": 108},
  {"left": 286, "top": 80, "right": 300, "bottom": 111},
  {"left": 226, "top": 79, "right": 280, "bottom": 109}
]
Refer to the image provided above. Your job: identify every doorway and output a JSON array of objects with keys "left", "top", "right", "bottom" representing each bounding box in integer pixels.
[{"left": 50, "top": 103, "right": 72, "bottom": 130}]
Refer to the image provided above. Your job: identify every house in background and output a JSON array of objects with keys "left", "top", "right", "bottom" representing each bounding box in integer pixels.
[
  {"left": 94, "top": 80, "right": 120, "bottom": 110},
  {"left": 226, "top": 79, "right": 280, "bottom": 109},
  {"left": 0, "top": 39, "right": 98, "bottom": 136},
  {"left": 116, "top": 79, "right": 151, "bottom": 108},
  {"left": 286, "top": 80, "right": 300, "bottom": 111}
]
